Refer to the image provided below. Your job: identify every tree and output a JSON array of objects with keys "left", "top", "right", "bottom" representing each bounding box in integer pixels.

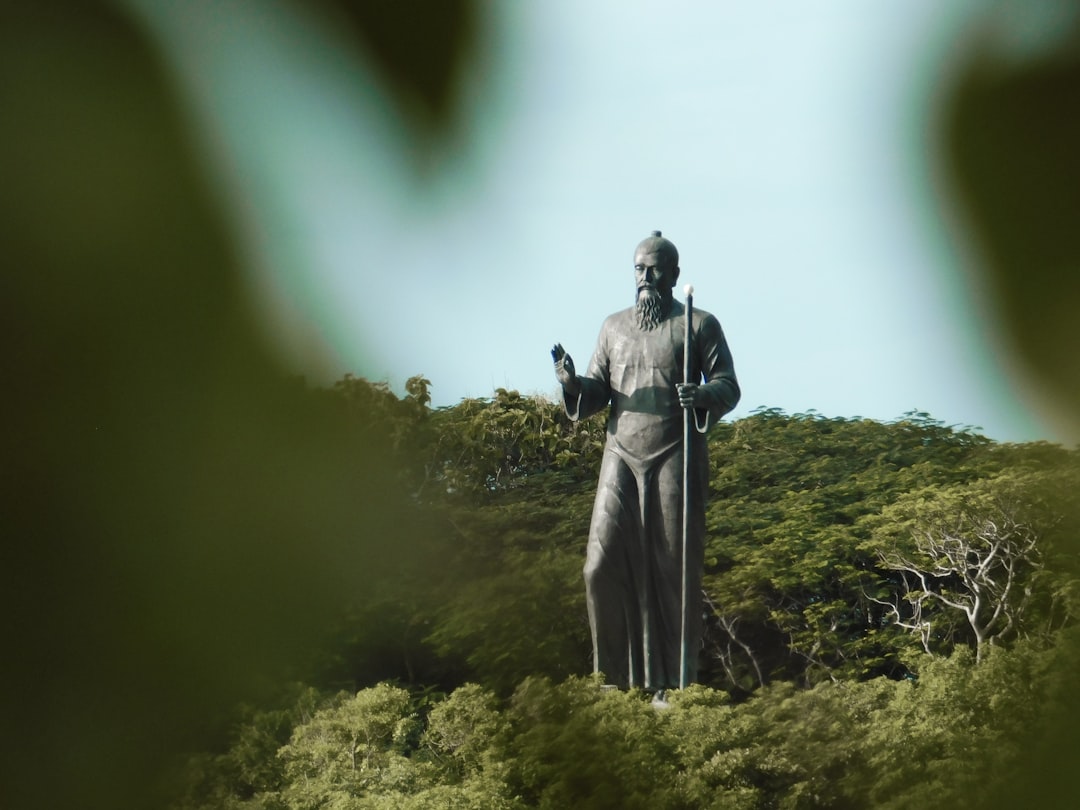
[
  {"left": 870, "top": 469, "right": 1078, "bottom": 661},
  {"left": 702, "top": 409, "right": 1001, "bottom": 687},
  {"left": 426, "top": 388, "right": 605, "bottom": 499},
  {"left": 276, "top": 684, "right": 426, "bottom": 809}
]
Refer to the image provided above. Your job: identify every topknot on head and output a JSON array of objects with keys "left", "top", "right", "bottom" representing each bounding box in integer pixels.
[{"left": 635, "top": 229, "right": 679, "bottom": 267}]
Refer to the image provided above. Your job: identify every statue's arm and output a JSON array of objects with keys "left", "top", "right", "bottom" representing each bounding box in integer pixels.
[
  {"left": 552, "top": 329, "right": 611, "bottom": 421},
  {"left": 685, "top": 313, "right": 740, "bottom": 432},
  {"left": 564, "top": 376, "right": 610, "bottom": 421}
]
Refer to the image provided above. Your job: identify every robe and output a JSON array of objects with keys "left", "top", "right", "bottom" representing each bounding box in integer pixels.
[{"left": 565, "top": 299, "right": 739, "bottom": 689}]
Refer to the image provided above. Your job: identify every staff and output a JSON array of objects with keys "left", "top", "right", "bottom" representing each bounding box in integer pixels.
[{"left": 680, "top": 283, "right": 694, "bottom": 690}]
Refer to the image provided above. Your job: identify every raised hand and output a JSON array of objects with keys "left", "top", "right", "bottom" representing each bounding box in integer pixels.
[{"left": 551, "top": 343, "right": 580, "bottom": 395}]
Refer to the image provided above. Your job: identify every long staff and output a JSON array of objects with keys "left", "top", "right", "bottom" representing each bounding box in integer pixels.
[{"left": 680, "top": 284, "right": 694, "bottom": 690}]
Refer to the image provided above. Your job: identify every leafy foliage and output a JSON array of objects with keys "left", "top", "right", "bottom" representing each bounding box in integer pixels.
[
  {"left": 425, "top": 387, "right": 606, "bottom": 499},
  {"left": 176, "top": 640, "right": 1080, "bottom": 810},
  {"left": 169, "top": 377, "right": 1080, "bottom": 809},
  {"left": 867, "top": 468, "right": 1079, "bottom": 660},
  {"left": 295, "top": 378, "right": 1080, "bottom": 697}
]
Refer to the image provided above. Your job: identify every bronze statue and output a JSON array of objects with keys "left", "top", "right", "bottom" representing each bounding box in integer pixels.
[{"left": 552, "top": 230, "right": 740, "bottom": 691}]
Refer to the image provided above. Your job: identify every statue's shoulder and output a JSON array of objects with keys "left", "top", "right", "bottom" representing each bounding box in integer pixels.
[
  {"left": 671, "top": 299, "right": 718, "bottom": 325},
  {"left": 692, "top": 306, "right": 719, "bottom": 325},
  {"left": 687, "top": 305, "right": 728, "bottom": 342},
  {"left": 601, "top": 306, "right": 636, "bottom": 331}
]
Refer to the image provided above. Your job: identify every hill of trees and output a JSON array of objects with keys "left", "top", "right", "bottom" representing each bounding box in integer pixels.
[{"left": 171, "top": 376, "right": 1080, "bottom": 809}]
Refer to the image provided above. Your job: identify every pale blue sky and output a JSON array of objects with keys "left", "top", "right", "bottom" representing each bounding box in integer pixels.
[{"left": 132, "top": 0, "right": 1062, "bottom": 443}]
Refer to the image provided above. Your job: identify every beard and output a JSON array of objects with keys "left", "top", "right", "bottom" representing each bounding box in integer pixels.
[{"left": 635, "top": 288, "right": 668, "bottom": 331}]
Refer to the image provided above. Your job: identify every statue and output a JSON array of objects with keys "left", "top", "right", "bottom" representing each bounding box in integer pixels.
[{"left": 552, "top": 230, "right": 740, "bottom": 691}]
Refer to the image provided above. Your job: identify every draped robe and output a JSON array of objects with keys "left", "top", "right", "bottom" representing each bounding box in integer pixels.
[{"left": 564, "top": 299, "right": 739, "bottom": 689}]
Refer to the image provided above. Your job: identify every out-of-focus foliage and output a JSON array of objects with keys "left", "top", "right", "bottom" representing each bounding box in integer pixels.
[
  {"left": 7, "top": 0, "right": 1080, "bottom": 806},
  {"left": 0, "top": 2, "right": 483, "bottom": 809},
  {"left": 941, "top": 4, "right": 1080, "bottom": 430}
]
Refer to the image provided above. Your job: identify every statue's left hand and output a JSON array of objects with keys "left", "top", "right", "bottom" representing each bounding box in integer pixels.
[{"left": 676, "top": 382, "right": 704, "bottom": 409}]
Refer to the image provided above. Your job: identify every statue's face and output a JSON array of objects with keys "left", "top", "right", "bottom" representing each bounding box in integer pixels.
[{"left": 633, "top": 248, "right": 679, "bottom": 298}]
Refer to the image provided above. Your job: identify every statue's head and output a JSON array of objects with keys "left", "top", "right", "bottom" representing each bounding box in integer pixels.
[
  {"left": 634, "top": 230, "right": 679, "bottom": 270},
  {"left": 633, "top": 230, "right": 680, "bottom": 330}
]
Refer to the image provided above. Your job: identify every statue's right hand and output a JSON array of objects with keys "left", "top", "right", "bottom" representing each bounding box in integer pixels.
[{"left": 551, "top": 343, "right": 579, "bottom": 393}]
